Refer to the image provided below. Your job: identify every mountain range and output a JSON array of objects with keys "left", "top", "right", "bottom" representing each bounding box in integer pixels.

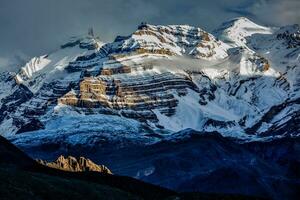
[{"left": 0, "top": 17, "right": 299, "bottom": 199}]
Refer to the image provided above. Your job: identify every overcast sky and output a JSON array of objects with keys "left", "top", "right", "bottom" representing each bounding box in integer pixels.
[{"left": 0, "top": 0, "right": 299, "bottom": 71}]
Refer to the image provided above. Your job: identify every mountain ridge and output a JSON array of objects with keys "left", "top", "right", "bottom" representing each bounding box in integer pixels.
[
  {"left": 1, "top": 134, "right": 268, "bottom": 200},
  {"left": 0, "top": 17, "right": 298, "bottom": 141}
]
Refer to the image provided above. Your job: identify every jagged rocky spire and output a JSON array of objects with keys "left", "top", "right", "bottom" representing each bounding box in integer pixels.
[
  {"left": 138, "top": 21, "right": 148, "bottom": 30},
  {"left": 88, "top": 27, "right": 94, "bottom": 37}
]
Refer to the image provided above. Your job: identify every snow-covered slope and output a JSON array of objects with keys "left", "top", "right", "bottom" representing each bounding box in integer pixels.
[
  {"left": 105, "top": 23, "right": 230, "bottom": 60},
  {"left": 0, "top": 19, "right": 299, "bottom": 144},
  {"left": 15, "top": 35, "right": 104, "bottom": 93},
  {"left": 214, "top": 17, "right": 274, "bottom": 48}
]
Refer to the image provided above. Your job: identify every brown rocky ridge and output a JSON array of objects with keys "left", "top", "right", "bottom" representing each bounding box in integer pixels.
[{"left": 37, "top": 155, "right": 112, "bottom": 174}]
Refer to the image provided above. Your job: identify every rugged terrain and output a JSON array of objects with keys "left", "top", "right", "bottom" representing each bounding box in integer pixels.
[
  {"left": 1, "top": 135, "right": 264, "bottom": 200},
  {"left": 0, "top": 17, "right": 299, "bottom": 140},
  {"left": 37, "top": 155, "right": 112, "bottom": 174},
  {"left": 0, "top": 135, "right": 174, "bottom": 200},
  {"left": 0, "top": 17, "right": 299, "bottom": 199}
]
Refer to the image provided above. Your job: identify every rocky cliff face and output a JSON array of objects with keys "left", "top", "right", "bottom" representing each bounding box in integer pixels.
[
  {"left": 0, "top": 17, "right": 299, "bottom": 142},
  {"left": 37, "top": 155, "right": 112, "bottom": 174}
]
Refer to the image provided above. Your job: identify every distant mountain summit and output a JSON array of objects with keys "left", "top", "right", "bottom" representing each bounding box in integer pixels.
[{"left": 214, "top": 17, "right": 273, "bottom": 47}]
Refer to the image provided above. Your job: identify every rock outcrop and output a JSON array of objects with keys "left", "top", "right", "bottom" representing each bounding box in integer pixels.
[
  {"left": 58, "top": 70, "right": 199, "bottom": 121},
  {"left": 37, "top": 155, "right": 112, "bottom": 174}
]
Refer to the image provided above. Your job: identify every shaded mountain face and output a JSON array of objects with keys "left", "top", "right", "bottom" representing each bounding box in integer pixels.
[
  {"left": 0, "top": 135, "right": 176, "bottom": 200},
  {"left": 37, "top": 155, "right": 112, "bottom": 174},
  {"left": 16, "top": 130, "right": 300, "bottom": 200},
  {"left": 0, "top": 135, "right": 264, "bottom": 200},
  {"left": 0, "top": 135, "right": 36, "bottom": 168}
]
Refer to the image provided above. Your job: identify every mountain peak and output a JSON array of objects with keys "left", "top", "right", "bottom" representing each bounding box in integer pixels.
[
  {"left": 218, "top": 17, "right": 263, "bottom": 29},
  {"left": 230, "top": 17, "right": 255, "bottom": 24},
  {"left": 61, "top": 34, "right": 104, "bottom": 50},
  {"left": 214, "top": 17, "right": 273, "bottom": 47},
  {"left": 107, "top": 22, "right": 229, "bottom": 60}
]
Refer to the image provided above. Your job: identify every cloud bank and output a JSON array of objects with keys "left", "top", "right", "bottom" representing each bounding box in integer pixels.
[{"left": 0, "top": 0, "right": 299, "bottom": 72}]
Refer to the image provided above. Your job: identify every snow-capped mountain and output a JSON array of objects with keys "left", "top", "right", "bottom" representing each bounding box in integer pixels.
[
  {"left": 0, "top": 17, "right": 299, "bottom": 146},
  {"left": 1, "top": 17, "right": 299, "bottom": 199},
  {"left": 214, "top": 17, "right": 274, "bottom": 48}
]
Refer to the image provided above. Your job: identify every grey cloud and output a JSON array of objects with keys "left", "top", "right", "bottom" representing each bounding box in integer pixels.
[
  {"left": 0, "top": 0, "right": 299, "bottom": 72},
  {"left": 247, "top": 0, "right": 300, "bottom": 26}
]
